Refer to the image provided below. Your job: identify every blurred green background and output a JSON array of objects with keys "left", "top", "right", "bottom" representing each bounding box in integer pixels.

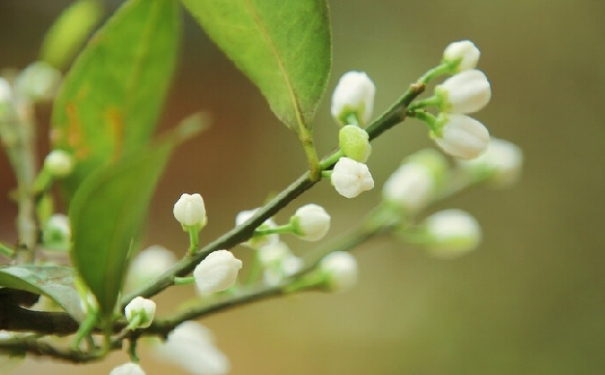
[{"left": 1, "top": 0, "right": 605, "bottom": 374}]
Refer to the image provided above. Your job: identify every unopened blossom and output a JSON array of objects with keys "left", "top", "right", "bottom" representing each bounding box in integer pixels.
[
  {"left": 433, "top": 113, "right": 490, "bottom": 160},
  {"left": 320, "top": 251, "right": 358, "bottom": 292},
  {"left": 126, "top": 245, "right": 177, "bottom": 291},
  {"left": 42, "top": 214, "right": 70, "bottom": 251},
  {"left": 339, "top": 125, "right": 372, "bottom": 162},
  {"left": 0, "top": 77, "right": 11, "bottom": 104},
  {"left": 155, "top": 321, "right": 230, "bottom": 375},
  {"left": 44, "top": 149, "right": 74, "bottom": 177},
  {"left": 383, "top": 163, "right": 435, "bottom": 213},
  {"left": 15, "top": 61, "right": 61, "bottom": 101},
  {"left": 423, "top": 209, "right": 482, "bottom": 258},
  {"left": 331, "top": 157, "right": 374, "bottom": 198},
  {"left": 291, "top": 204, "right": 331, "bottom": 242},
  {"left": 124, "top": 296, "right": 156, "bottom": 329},
  {"left": 109, "top": 363, "right": 146, "bottom": 375},
  {"left": 193, "top": 250, "right": 242, "bottom": 295},
  {"left": 235, "top": 208, "right": 279, "bottom": 249},
  {"left": 458, "top": 138, "right": 524, "bottom": 188},
  {"left": 443, "top": 40, "right": 481, "bottom": 72},
  {"left": 435, "top": 69, "right": 491, "bottom": 114},
  {"left": 173, "top": 193, "right": 207, "bottom": 227},
  {"left": 331, "top": 71, "right": 376, "bottom": 125}
]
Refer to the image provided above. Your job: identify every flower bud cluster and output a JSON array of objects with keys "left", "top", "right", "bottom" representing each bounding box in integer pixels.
[{"left": 428, "top": 40, "right": 492, "bottom": 160}]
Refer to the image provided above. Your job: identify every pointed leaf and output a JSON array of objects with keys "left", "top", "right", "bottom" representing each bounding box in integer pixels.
[
  {"left": 181, "top": 0, "right": 331, "bottom": 131},
  {"left": 51, "top": 0, "right": 180, "bottom": 200},
  {"left": 0, "top": 266, "right": 85, "bottom": 322},
  {"left": 69, "top": 139, "right": 173, "bottom": 318}
]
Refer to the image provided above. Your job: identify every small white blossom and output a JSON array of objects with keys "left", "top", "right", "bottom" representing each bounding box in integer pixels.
[
  {"left": 383, "top": 163, "right": 435, "bottom": 213},
  {"left": 235, "top": 208, "right": 279, "bottom": 249},
  {"left": 331, "top": 71, "right": 376, "bottom": 125},
  {"left": 15, "top": 61, "right": 61, "bottom": 101},
  {"left": 42, "top": 214, "right": 71, "bottom": 251},
  {"left": 155, "top": 321, "right": 230, "bottom": 375},
  {"left": 0, "top": 77, "right": 11, "bottom": 104},
  {"left": 331, "top": 157, "right": 374, "bottom": 198},
  {"left": 339, "top": 125, "right": 372, "bottom": 162},
  {"left": 458, "top": 138, "right": 523, "bottom": 188},
  {"left": 44, "top": 149, "right": 74, "bottom": 177},
  {"left": 320, "top": 251, "right": 358, "bottom": 292},
  {"left": 433, "top": 113, "right": 490, "bottom": 160},
  {"left": 443, "top": 40, "right": 481, "bottom": 72},
  {"left": 109, "top": 363, "right": 146, "bottom": 375},
  {"left": 193, "top": 250, "right": 242, "bottom": 295},
  {"left": 256, "top": 242, "right": 302, "bottom": 286},
  {"left": 127, "top": 245, "right": 177, "bottom": 291},
  {"left": 435, "top": 69, "right": 491, "bottom": 114},
  {"left": 124, "top": 296, "right": 156, "bottom": 329},
  {"left": 423, "top": 209, "right": 482, "bottom": 258},
  {"left": 291, "top": 204, "right": 331, "bottom": 242},
  {"left": 173, "top": 193, "right": 207, "bottom": 227}
]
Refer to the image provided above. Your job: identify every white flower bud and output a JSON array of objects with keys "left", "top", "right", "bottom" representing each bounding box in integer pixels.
[
  {"left": 443, "top": 40, "right": 481, "bottom": 72},
  {"left": 291, "top": 204, "right": 331, "bottom": 242},
  {"left": 261, "top": 243, "right": 302, "bottom": 287},
  {"left": 173, "top": 193, "right": 207, "bottom": 228},
  {"left": 124, "top": 296, "right": 156, "bottom": 329},
  {"left": 109, "top": 363, "right": 146, "bottom": 375},
  {"left": 42, "top": 214, "right": 71, "bottom": 251},
  {"left": 339, "top": 125, "right": 372, "bottom": 162},
  {"left": 458, "top": 138, "right": 523, "bottom": 188},
  {"left": 383, "top": 164, "right": 435, "bottom": 213},
  {"left": 155, "top": 321, "right": 230, "bottom": 375},
  {"left": 15, "top": 61, "right": 61, "bottom": 101},
  {"left": 193, "top": 250, "right": 242, "bottom": 295},
  {"left": 0, "top": 77, "right": 11, "bottom": 104},
  {"left": 433, "top": 113, "right": 490, "bottom": 160},
  {"left": 331, "top": 71, "right": 376, "bottom": 125},
  {"left": 320, "top": 251, "right": 358, "bottom": 292},
  {"left": 423, "top": 209, "right": 482, "bottom": 258},
  {"left": 127, "top": 245, "right": 177, "bottom": 291},
  {"left": 435, "top": 70, "right": 491, "bottom": 114},
  {"left": 44, "top": 149, "right": 74, "bottom": 177},
  {"left": 331, "top": 157, "right": 374, "bottom": 198},
  {"left": 235, "top": 208, "right": 279, "bottom": 249}
]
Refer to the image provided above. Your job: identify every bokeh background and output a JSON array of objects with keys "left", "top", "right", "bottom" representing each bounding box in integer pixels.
[{"left": 1, "top": 0, "right": 605, "bottom": 374}]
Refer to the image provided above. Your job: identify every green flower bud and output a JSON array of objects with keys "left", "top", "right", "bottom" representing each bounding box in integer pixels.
[{"left": 339, "top": 125, "right": 372, "bottom": 163}]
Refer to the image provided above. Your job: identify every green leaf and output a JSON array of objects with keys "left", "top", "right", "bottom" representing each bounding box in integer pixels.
[
  {"left": 181, "top": 0, "right": 331, "bottom": 132},
  {"left": 51, "top": 0, "right": 180, "bottom": 200},
  {"left": 39, "top": 0, "right": 104, "bottom": 70},
  {"left": 0, "top": 266, "right": 85, "bottom": 322},
  {"left": 69, "top": 139, "right": 174, "bottom": 318}
]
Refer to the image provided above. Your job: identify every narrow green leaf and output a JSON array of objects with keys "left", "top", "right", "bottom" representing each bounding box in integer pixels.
[
  {"left": 39, "top": 0, "right": 104, "bottom": 70},
  {"left": 0, "top": 266, "right": 85, "bottom": 322},
  {"left": 51, "top": 0, "right": 180, "bottom": 200},
  {"left": 69, "top": 140, "right": 173, "bottom": 318},
  {"left": 181, "top": 0, "right": 331, "bottom": 132}
]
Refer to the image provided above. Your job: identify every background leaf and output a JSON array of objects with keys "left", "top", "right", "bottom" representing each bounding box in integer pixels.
[
  {"left": 39, "top": 0, "right": 104, "bottom": 70},
  {"left": 0, "top": 266, "right": 85, "bottom": 322},
  {"left": 180, "top": 0, "right": 331, "bottom": 132},
  {"left": 51, "top": 0, "right": 180, "bottom": 200},
  {"left": 69, "top": 139, "right": 174, "bottom": 318}
]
